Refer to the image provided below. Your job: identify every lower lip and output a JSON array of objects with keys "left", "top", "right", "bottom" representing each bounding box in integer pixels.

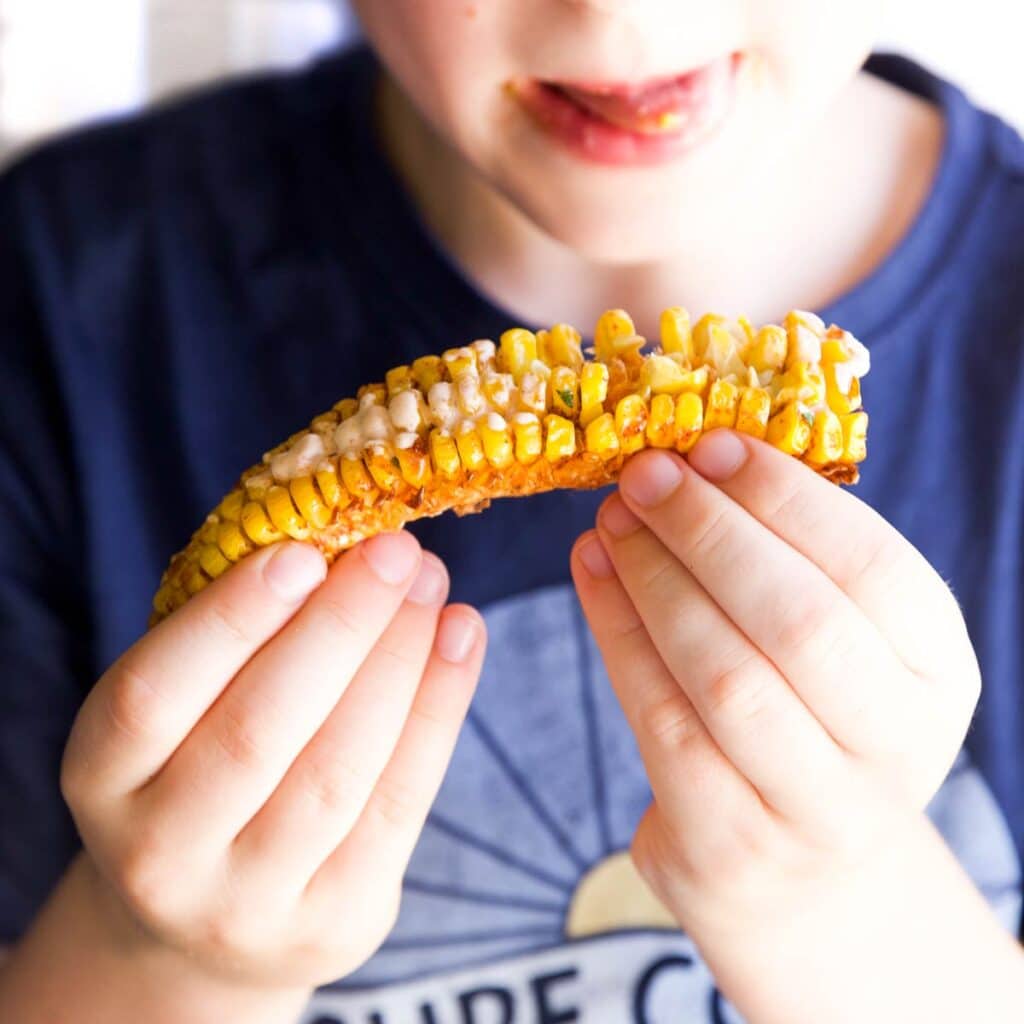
[{"left": 510, "top": 54, "right": 741, "bottom": 167}]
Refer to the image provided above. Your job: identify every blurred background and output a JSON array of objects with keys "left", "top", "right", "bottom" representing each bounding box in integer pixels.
[{"left": 0, "top": 1, "right": 1020, "bottom": 163}]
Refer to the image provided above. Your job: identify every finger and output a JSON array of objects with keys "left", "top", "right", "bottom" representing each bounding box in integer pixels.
[
  {"left": 305, "top": 605, "right": 485, "bottom": 904},
  {"left": 145, "top": 532, "right": 425, "bottom": 845},
  {"left": 596, "top": 498, "right": 850, "bottom": 822},
  {"left": 616, "top": 449, "right": 907, "bottom": 755},
  {"left": 232, "top": 554, "right": 450, "bottom": 889},
  {"left": 687, "top": 431, "right": 969, "bottom": 678},
  {"left": 64, "top": 542, "right": 328, "bottom": 799},
  {"left": 571, "top": 532, "right": 764, "bottom": 831}
]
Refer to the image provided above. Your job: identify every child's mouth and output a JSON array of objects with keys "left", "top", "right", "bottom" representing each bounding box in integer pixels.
[{"left": 509, "top": 53, "right": 742, "bottom": 167}]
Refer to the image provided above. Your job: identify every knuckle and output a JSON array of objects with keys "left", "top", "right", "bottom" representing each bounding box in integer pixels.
[
  {"left": 640, "top": 692, "right": 703, "bottom": 748},
  {"left": 703, "top": 656, "right": 774, "bottom": 728},
  {"left": 316, "top": 594, "right": 365, "bottom": 640},
  {"left": 213, "top": 699, "right": 268, "bottom": 772},
  {"left": 300, "top": 754, "right": 368, "bottom": 816},
  {"left": 104, "top": 661, "right": 166, "bottom": 745},
  {"left": 773, "top": 592, "right": 842, "bottom": 659},
  {"left": 116, "top": 827, "right": 175, "bottom": 919},
  {"left": 200, "top": 599, "right": 254, "bottom": 649},
  {"left": 371, "top": 773, "right": 420, "bottom": 831},
  {"left": 678, "top": 505, "right": 732, "bottom": 570}
]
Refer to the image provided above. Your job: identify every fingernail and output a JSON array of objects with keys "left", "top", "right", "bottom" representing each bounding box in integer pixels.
[
  {"left": 407, "top": 554, "right": 449, "bottom": 607},
  {"left": 620, "top": 452, "right": 684, "bottom": 507},
  {"left": 689, "top": 431, "right": 749, "bottom": 481},
  {"left": 362, "top": 532, "right": 420, "bottom": 585},
  {"left": 264, "top": 543, "right": 327, "bottom": 603},
  {"left": 437, "top": 612, "right": 479, "bottom": 664},
  {"left": 600, "top": 495, "right": 642, "bottom": 538},
  {"left": 577, "top": 536, "right": 615, "bottom": 579}
]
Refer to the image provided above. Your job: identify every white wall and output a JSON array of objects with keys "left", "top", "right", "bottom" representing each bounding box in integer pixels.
[{"left": 0, "top": 0, "right": 1020, "bottom": 157}]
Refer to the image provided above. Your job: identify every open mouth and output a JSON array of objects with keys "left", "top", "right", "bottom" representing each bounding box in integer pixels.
[{"left": 509, "top": 53, "right": 742, "bottom": 166}]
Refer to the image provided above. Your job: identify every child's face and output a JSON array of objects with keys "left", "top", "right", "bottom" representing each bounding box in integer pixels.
[{"left": 353, "top": 1, "right": 885, "bottom": 262}]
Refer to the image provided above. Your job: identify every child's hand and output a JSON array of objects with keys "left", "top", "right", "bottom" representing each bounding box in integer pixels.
[
  {"left": 60, "top": 533, "right": 485, "bottom": 991},
  {"left": 571, "top": 432, "right": 980, "bottom": 962}
]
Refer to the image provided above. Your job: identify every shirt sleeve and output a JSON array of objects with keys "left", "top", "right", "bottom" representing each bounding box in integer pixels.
[{"left": 0, "top": 161, "right": 94, "bottom": 944}]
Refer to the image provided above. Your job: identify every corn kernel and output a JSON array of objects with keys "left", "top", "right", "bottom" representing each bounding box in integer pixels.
[
  {"left": 704, "top": 379, "right": 741, "bottom": 431},
  {"left": 480, "top": 414, "right": 514, "bottom": 469},
  {"left": 365, "top": 445, "right": 405, "bottom": 493},
  {"left": 615, "top": 395, "right": 649, "bottom": 455},
  {"left": 216, "top": 490, "right": 245, "bottom": 523},
  {"left": 547, "top": 323, "right": 584, "bottom": 369},
  {"left": 216, "top": 521, "right": 253, "bottom": 562},
  {"left": 545, "top": 414, "right": 577, "bottom": 461},
  {"left": 241, "top": 501, "right": 285, "bottom": 546},
  {"left": 340, "top": 455, "right": 380, "bottom": 505},
  {"left": 748, "top": 325, "right": 788, "bottom": 373},
  {"left": 766, "top": 403, "right": 813, "bottom": 456},
  {"left": 737, "top": 316, "right": 757, "bottom": 346},
  {"left": 358, "top": 383, "right": 387, "bottom": 406},
  {"left": 585, "top": 413, "right": 620, "bottom": 458},
  {"left": 674, "top": 392, "right": 704, "bottom": 453},
  {"left": 482, "top": 371, "right": 515, "bottom": 410},
  {"left": 784, "top": 310, "right": 825, "bottom": 367},
  {"left": 412, "top": 355, "right": 444, "bottom": 391},
  {"left": 772, "top": 362, "right": 826, "bottom": 412},
  {"left": 334, "top": 397, "right": 359, "bottom": 420},
  {"left": 595, "top": 309, "right": 636, "bottom": 363},
  {"left": 806, "top": 409, "right": 845, "bottom": 465},
  {"left": 315, "top": 461, "right": 347, "bottom": 510},
  {"left": 266, "top": 486, "right": 310, "bottom": 540},
  {"left": 824, "top": 364, "right": 862, "bottom": 415},
  {"left": 430, "top": 429, "right": 462, "bottom": 477},
  {"left": 396, "top": 443, "right": 433, "bottom": 488},
  {"left": 511, "top": 413, "right": 543, "bottom": 464},
  {"left": 840, "top": 411, "right": 869, "bottom": 464},
  {"left": 580, "top": 362, "right": 609, "bottom": 427},
  {"left": 456, "top": 424, "right": 487, "bottom": 472},
  {"left": 499, "top": 328, "right": 538, "bottom": 378},
  {"left": 646, "top": 393, "right": 676, "bottom": 448},
  {"left": 184, "top": 563, "right": 210, "bottom": 595},
  {"left": 550, "top": 366, "right": 580, "bottom": 419},
  {"left": 290, "top": 475, "right": 332, "bottom": 530},
  {"left": 443, "top": 347, "right": 477, "bottom": 379},
  {"left": 199, "top": 543, "right": 232, "bottom": 580},
  {"left": 660, "top": 306, "right": 694, "bottom": 362},
  {"left": 640, "top": 354, "right": 691, "bottom": 397},
  {"left": 386, "top": 365, "right": 414, "bottom": 396},
  {"left": 692, "top": 313, "right": 728, "bottom": 360},
  {"left": 736, "top": 387, "right": 771, "bottom": 440}
]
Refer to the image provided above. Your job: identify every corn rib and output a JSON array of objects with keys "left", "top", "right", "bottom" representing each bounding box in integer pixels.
[{"left": 150, "top": 308, "right": 870, "bottom": 625}]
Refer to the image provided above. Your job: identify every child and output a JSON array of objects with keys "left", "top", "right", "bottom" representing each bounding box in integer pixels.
[{"left": 2, "top": 1, "right": 1024, "bottom": 1020}]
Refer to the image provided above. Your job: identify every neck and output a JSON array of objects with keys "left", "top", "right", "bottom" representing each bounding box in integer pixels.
[{"left": 375, "top": 68, "right": 943, "bottom": 337}]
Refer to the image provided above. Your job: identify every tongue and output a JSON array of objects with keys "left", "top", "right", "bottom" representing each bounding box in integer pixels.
[{"left": 560, "top": 74, "right": 706, "bottom": 135}]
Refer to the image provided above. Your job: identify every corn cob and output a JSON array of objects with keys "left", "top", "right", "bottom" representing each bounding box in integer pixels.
[{"left": 150, "top": 308, "right": 870, "bottom": 625}]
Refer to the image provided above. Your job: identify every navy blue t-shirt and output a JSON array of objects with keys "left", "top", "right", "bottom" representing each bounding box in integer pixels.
[{"left": 2, "top": 46, "right": 1024, "bottom": 1020}]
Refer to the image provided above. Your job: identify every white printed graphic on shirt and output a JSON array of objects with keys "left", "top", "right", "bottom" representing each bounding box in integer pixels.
[{"left": 300, "top": 584, "right": 1022, "bottom": 1024}]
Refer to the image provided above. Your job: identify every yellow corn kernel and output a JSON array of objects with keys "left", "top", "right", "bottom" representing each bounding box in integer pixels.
[
  {"left": 737, "top": 316, "right": 757, "bottom": 347},
  {"left": 386, "top": 365, "right": 414, "bottom": 396},
  {"left": 736, "top": 387, "right": 771, "bottom": 440},
  {"left": 584, "top": 413, "right": 620, "bottom": 459},
  {"left": 365, "top": 445, "right": 405, "bottom": 493},
  {"left": 311, "top": 412, "right": 339, "bottom": 437},
  {"left": 772, "top": 362, "right": 826, "bottom": 412},
  {"left": 646, "top": 394, "right": 676, "bottom": 448},
  {"left": 430, "top": 429, "right": 462, "bottom": 477},
  {"left": 482, "top": 371, "right": 515, "bottom": 410},
  {"left": 198, "top": 518, "right": 220, "bottom": 547},
  {"left": 674, "top": 392, "right": 704, "bottom": 453},
  {"left": 806, "top": 409, "right": 845, "bottom": 465},
  {"left": 499, "top": 328, "right": 538, "bottom": 378},
  {"left": 766, "top": 403, "right": 813, "bottom": 456},
  {"left": 266, "top": 485, "right": 310, "bottom": 539},
  {"left": 824, "top": 364, "right": 862, "bottom": 415},
  {"left": 184, "top": 563, "right": 210, "bottom": 595},
  {"left": 550, "top": 366, "right": 580, "bottom": 419},
  {"left": 153, "top": 585, "right": 176, "bottom": 617},
  {"left": 443, "top": 347, "right": 477, "bottom": 379},
  {"left": 535, "top": 329, "right": 551, "bottom": 365},
  {"left": 840, "top": 411, "right": 869, "bottom": 464},
  {"left": 692, "top": 313, "right": 728, "bottom": 360},
  {"left": 594, "top": 309, "right": 636, "bottom": 363},
  {"left": 784, "top": 310, "right": 825, "bottom": 368},
  {"left": 511, "top": 413, "right": 543, "bottom": 464},
  {"left": 290, "top": 476, "right": 332, "bottom": 530},
  {"left": 748, "top": 325, "right": 788, "bottom": 373},
  {"left": 615, "top": 395, "right": 649, "bottom": 455},
  {"left": 660, "top": 306, "right": 694, "bottom": 362},
  {"left": 241, "top": 501, "right": 285, "bottom": 546},
  {"left": 412, "top": 355, "right": 444, "bottom": 392},
  {"left": 216, "top": 490, "right": 245, "bottom": 523},
  {"left": 216, "top": 520, "right": 253, "bottom": 562},
  {"left": 396, "top": 443, "right": 433, "bottom": 488},
  {"left": 704, "top": 379, "right": 741, "bottom": 431},
  {"left": 479, "top": 414, "right": 514, "bottom": 469},
  {"left": 640, "top": 354, "right": 691, "bottom": 397},
  {"left": 334, "top": 397, "right": 359, "bottom": 420},
  {"left": 340, "top": 455, "right": 380, "bottom": 504},
  {"left": 544, "top": 414, "right": 577, "bottom": 461},
  {"left": 315, "top": 461, "right": 347, "bottom": 511},
  {"left": 358, "top": 382, "right": 387, "bottom": 406},
  {"left": 580, "top": 362, "right": 609, "bottom": 427},
  {"left": 456, "top": 424, "right": 487, "bottom": 472},
  {"left": 547, "top": 323, "right": 584, "bottom": 369},
  {"left": 199, "top": 543, "right": 231, "bottom": 580}
]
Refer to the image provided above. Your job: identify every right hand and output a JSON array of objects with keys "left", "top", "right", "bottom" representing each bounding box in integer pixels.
[{"left": 60, "top": 532, "right": 486, "bottom": 990}]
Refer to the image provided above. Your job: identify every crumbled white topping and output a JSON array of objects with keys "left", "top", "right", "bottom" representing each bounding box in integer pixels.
[
  {"left": 792, "top": 310, "right": 826, "bottom": 337},
  {"left": 444, "top": 346, "right": 475, "bottom": 366},
  {"left": 456, "top": 373, "right": 486, "bottom": 416},
  {"left": 486, "top": 412, "right": 508, "bottom": 432},
  {"left": 457, "top": 420, "right": 478, "bottom": 435},
  {"left": 358, "top": 391, "right": 380, "bottom": 409},
  {"left": 832, "top": 332, "right": 871, "bottom": 394},
  {"left": 512, "top": 411, "right": 539, "bottom": 426},
  {"left": 482, "top": 370, "right": 514, "bottom": 410},
  {"left": 471, "top": 339, "right": 497, "bottom": 366},
  {"left": 389, "top": 390, "right": 421, "bottom": 432},
  {"left": 519, "top": 373, "right": 546, "bottom": 412},
  {"left": 396, "top": 431, "right": 419, "bottom": 449},
  {"left": 271, "top": 432, "right": 326, "bottom": 482},
  {"left": 529, "top": 359, "right": 552, "bottom": 380},
  {"left": 792, "top": 324, "right": 822, "bottom": 364},
  {"left": 428, "top": 382, "right": 460, "bottom": 430}
]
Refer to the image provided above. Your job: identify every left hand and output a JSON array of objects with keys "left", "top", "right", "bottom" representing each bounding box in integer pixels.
[{"left": 571, "top": 431, "right": 982, "bottom": 978}]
